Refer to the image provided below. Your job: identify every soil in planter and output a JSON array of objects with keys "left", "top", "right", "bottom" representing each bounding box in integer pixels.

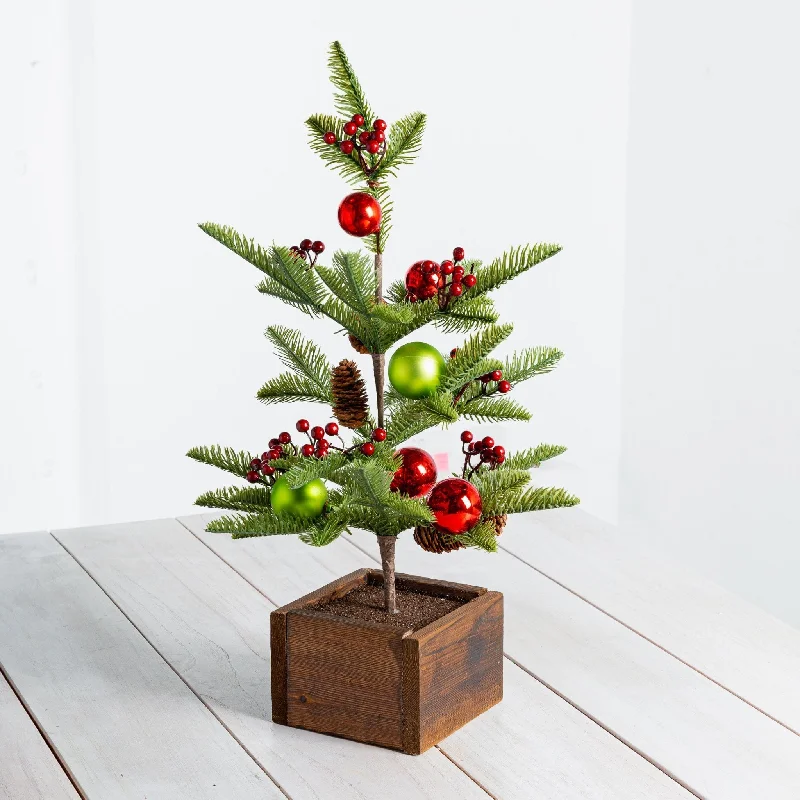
[{"left": 309, "top": 583, "right": 467, "bottom": 631}]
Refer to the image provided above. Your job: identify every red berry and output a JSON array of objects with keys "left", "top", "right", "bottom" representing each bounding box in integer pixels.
[
  {"left": 261, "top": 452, "right": 270, "bottom": 461},
  {"left": 427, "top": 271, "right": 441, "bottom": 286},
  {"left": 359, "top": 131, "right": 371, "bottom": 144},
  {"left": 366, "top": 140, "right": 381, "bottom": 154},
  {"left": 296, "top": 419, "right": 310, "bottom": 432},
  {"left": 352, "top": 114, "right": 365, "bottom": 127},
  {"left": 325, "top": 422, "right": 339, "bottom": 436},
  {"left": 316, "top": 439, "right": 330, "bottom": 450},
  {"left": 480, "top": 450, "right": 494, "bottom": 463},
  {"left": 340, "top": 140, "right": 355, "bottom": 155},
  {"left": 495, "top": 452, "right": 506, "bottom": 464},
  {"left": 344, "top": 121, "right": 358, "bottom": 136},
  {"left": 498, "top": 380, "right": 511, "bottom": 393},
  {"left": 300, "top": 239, "right": 313, "bottom": 251},
  {"left": 314, "top": 447, "right": 328, "bottom": 459},
  {"left": 267, "top": 449, "right": 282, "bottom": 461},
  {"left": 450, "top": 283, "right": 464, "bottom": 297},
  {"left": 373, "top": 118, "right": 387, "bottom": 131},
  {"left": 463, "top": 273, "right": 477, "bottom": 288},
  {"left": 311, "top": 240, "right": 325, "bottom": 254},
  {"left": 372, "top": 428, "right": 387, "bottom": 442},
  {"left": 361, "top": 442, "right": 376, "bottom": 456},
  {"left": 422, "top": 260, "right": 437, "bottom": 272},
  {"left": 490, "top": 370, "right": 503, "bottom": 381},
  {"left": 453, "top": 246, "right": 465, "bottom": 262},
  {"left": 460, "top": 430, "right": 474, "bottom": 443},
  {"left": 323, "top": 132, "right": 336, "bottom": 145},
  {"left": 482, "top": 436, "right": 495, "bottom": 449},
  {"left": 269, "top": 438, "right": 280, "bottom": 449},
  {"left": 480, "top": 373, "right": 491, "bottom": 383},
  {"left": 420, "top": 285, "right": 438, "bottom": 300},
  {"left": 246, "top": 470, "right": 260, "bottom": 483},
  {"left": 450, "top": 347, "right": 459, "bottom": 358},
  {"left": 473, "top": 440, "right": 485, "bottom": 451},
  {"left": 453, "top": 266, "right": 465, "bottom": 278},
  {"left": 301, "top": 443, "right": 314, "bottom": 457},
  {"left": 492, "top": 445, "right": 506, "bottom": 458},
  {"left": 441, "top": 262, "right": 454, "bottom": 275},
  {"left": 261, "top": 464, "right": 276, "bottom": 476},
  {"left": 311, "top": 426, "right": 325, "bottom": 440},
  {"left": 278, "top": 432, "right": 292, "bottom": 444},
  {"left": 372, "top": 130, "right": 385, "bottom": 142}
]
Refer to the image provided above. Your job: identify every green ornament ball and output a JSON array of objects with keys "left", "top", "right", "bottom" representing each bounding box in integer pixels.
[
  {"left": 270, "top": 476, "right": 327, "bottom": 518},
  {"left": 388, "top": 341, "right": 446, "bottom": 399}
]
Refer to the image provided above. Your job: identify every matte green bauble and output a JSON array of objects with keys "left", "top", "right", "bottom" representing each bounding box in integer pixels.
[
  {"left": 270, "top": 476, "right": 327, "bottom": 518},
  {"left": 388, "top": 342, "right": 446, "bottom": 399}
]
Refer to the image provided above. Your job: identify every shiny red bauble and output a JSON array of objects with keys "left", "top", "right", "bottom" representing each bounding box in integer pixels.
[
  {"left": 338, "top": 192, "right": 382, "bottom": 237},
  {"left": 428, "top": 478, "right": 482, "bottom": 535},
  {"left": 390, "top": 447, "right": 437, "bottom": 497},
  {"left": 405, "top": 260, "right": 442, "bottom": 302}
]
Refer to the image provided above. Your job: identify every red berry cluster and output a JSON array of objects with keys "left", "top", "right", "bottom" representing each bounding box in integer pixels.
[
  {"left": 323, "top": 115, "right": 387, "bottom": 161},
  {"left": 294, "top": 418, "right": 386, "bottom": 459},
  {"left": 246, "top": 430, "right": 296, "bottom": 484},
  {"left": 460, "top": 431, "right": 506, "bottom": 478},
  {"left": 289, "top": 238, "right": 325, "bottom": 266},
  {"left": 479, "top": 368, "right": 512, "bottom": 394},
  {"left": 405, "top": 247, "right": 476, "bottom": 308}
]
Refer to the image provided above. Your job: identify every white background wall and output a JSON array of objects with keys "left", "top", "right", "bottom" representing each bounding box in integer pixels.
[
  {"left": 2, "top": 0, "right": 630, "bottom": 533},
  {"left": 5, "top": 2, "right": 798, "bottom": 628},
  {"left": 620, "top": 0, "right": 800, "bottom": 626}
]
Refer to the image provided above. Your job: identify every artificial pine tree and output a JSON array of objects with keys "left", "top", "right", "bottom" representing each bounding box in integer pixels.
[{"left": 189, "top": 41, "right": 579, "bottom": 614}]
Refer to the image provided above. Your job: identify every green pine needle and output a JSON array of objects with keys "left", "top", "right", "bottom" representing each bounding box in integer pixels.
[
  {"left": 206, "top": 511, "right": 312, "bottom": 539},
  {"left": 187, "top": 445, "right": 255, "bottom": 480},
  {"left": 503, "top": 444, "right": 568, "bottom": 470},
  {"left": 442, "top": 324, "right": 514, "bottom": 391},
  {"left": 327, "top": 41, "right": 374, "bottom": 123},
  {"left": 460, "top": 520, "right": 499, "bottom": 553},
  {"left": 473, "top": 243, "right": 562, "bottom": 296},
  {"left": 458, "top": 396, "right": 532, "bottom": 423},
  {"left": 372, "top": 112, "right": 426, "bottom": 180},
  {"left": 195, "top": 486, "right": 272, "bottom": 513}
]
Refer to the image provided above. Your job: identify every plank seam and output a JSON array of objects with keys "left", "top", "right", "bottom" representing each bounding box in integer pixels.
[
  {"left": 496, "top": 542, "right": 800, "bottom": 738},
  {"left": 434, "top": 745, "right": 499, "bottom": 800},
  {"left": 342, "top": 534, "right": 701, "bottom": 799},
  {"left": 49, "top": 532, "right": 293, "bottom": 800},
  {"left": 0, "top": 659, "right": 88, "bottom": 800}
]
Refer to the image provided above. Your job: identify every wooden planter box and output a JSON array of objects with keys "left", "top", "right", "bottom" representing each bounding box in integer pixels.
[{"left": 271, "top": 568, "right": 503, "bottom": 754}]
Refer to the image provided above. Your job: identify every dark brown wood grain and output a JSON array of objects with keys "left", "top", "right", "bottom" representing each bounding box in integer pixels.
[{"left": 270, "top": 568, "right": 504, "bottom": 754}]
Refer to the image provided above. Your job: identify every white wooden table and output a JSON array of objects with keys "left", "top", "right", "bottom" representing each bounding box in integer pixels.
[{"left": 1, "top": 510, "right": 799, "bottom": 800}]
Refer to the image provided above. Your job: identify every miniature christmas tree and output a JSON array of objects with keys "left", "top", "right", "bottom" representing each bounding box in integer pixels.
[{"left": 189, "top": 42, "right": 579, "bottom": 614}]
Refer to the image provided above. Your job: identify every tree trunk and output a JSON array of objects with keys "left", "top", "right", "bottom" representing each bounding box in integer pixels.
[{"left": 377, "top": 535, "right": 398, "bottom": 614}]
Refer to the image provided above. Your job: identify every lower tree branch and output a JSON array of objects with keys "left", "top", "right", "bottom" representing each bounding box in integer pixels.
[{"left": 377, "top": 534, "right": 398, "bottom": 614}]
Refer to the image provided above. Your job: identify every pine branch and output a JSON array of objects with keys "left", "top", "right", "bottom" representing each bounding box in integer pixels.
[
  {"left": 327, "top": 41, "right": 373, "bottom": 123},
  {"left": 373, "top": 298, "right": 440, "bottom": 352},
  {"left": 256, "top": 373, "right": 332, "bottom": 405},
  {"left": 315, "top": 250, "right": 375, "bottom": 316},
  {"left": 305, "top": 114, "right": 365, "bottom": 186},
  {"left": 502, "top": 346, "right": 563, "bottom": 383},
  {"left": 441, "top": 324, "right": 514, "bottom": 391},
  {"left": 385, "top": 280, "right": 407, "bottom": 304},
  {"left": 195, "top": 486, "right": 272, "bottom": 513},
  {"left": 372, "top": 112, "right": 426, "bottom": 180},
  {"left": 386, "top": 392, "right": 458, "bottom": 444},
  {"left": 459, "top": 520, "right": 499, "bottom": 553},
  {"left": 187, "top": 445, "right": 254, "bottom": 480},
  {"left": 435, "top": 295, "right": 500, "bottom": 333},
  {"left": 206, "top": 511, "right": 312, "bottom": 538},
  {"left": 503, "top": 444, "right": 567, "bottom": 470},
  {"left": 282, "top": 451, "right": 348, "bottom": 489},
  {"left": 269, "top": 245, "right": 327, "bottom": 309},
  {"left": 501, "top": 486, "right": 580, "bottom": 514},
  {"left": 364, "top": 183, "right": 392, "bottom": 255},
  {"left": 256, "top": 275, "right": 320, "bottom": 315},
  {"left": 299, "top": 516, "right": 348, "bottom": 547},
  {"left": 473, "top": 243, "right": 562, "bottom": 296},
  {"left": 457, "top": 396, "right": 532, "bottom": 423},
  {"left": 265, "top": 326, "right": 333, "bottom": 398},
  {"left": 474, "top": 469, "right": 534, "bottom": 515}
]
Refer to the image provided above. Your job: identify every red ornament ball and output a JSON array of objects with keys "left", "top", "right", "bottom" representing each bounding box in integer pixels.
[
  {"left": 428, "top": 478, "right": 482, "bottom": 536},
  {"left": 390, "top": 447, "right": 437, "bottom": 497},
  {"left": 338, "top": 192, "right": 382, "bottom": 237},
  {"left": 323, "top": 132, "right": 336, "bottom": 145}
]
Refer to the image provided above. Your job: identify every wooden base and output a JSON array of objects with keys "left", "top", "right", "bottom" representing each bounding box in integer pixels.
[{"left": 271, "top": 568, "right": 504, "bottom": 754}]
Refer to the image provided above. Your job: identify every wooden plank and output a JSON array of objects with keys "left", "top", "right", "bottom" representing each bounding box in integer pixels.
[
  {"left": 497, "top": 508, "right": 800, "bottom": 734},
  {"left": 344, "top": 525, "right": 800, "bottom": 800},
  {"left": 0, "top": 671, "right": 80, "bottom": 800},
  {"left": 57, "top": 518, "right": 492, "bottom": 800},
  {"left": 0, "top": 531, "right": 283, "bottom": 800},
  {"left": 181, "top": 513, "right": 693, "bottom": 799}
]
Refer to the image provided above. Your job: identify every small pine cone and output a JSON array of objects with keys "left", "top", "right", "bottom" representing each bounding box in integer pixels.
[
  {"left": 413, "top": 525, "right": 465, "bottom": 554},
  {"left": 490, "top": 514, "right": 508, "bottom": 537},
  {"left": 348, "top": 333, "right": 370, "bottom": 355},
  {"left": 331, "top": 359, "right": 369, "bottom": 429}
]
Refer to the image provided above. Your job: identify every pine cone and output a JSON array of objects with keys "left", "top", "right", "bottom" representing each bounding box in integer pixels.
[
  {"left": 413, "top": 525, "right": 465, "bottom": 554},
  {"left": 348, "top": 333, "right": 370, "bottom": 355},
  {"left": 490, "top": 514, "right": 508, "bottom": 537},
  {"left": 331, "top": 359, "right": 369, "bottom": 429}
]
